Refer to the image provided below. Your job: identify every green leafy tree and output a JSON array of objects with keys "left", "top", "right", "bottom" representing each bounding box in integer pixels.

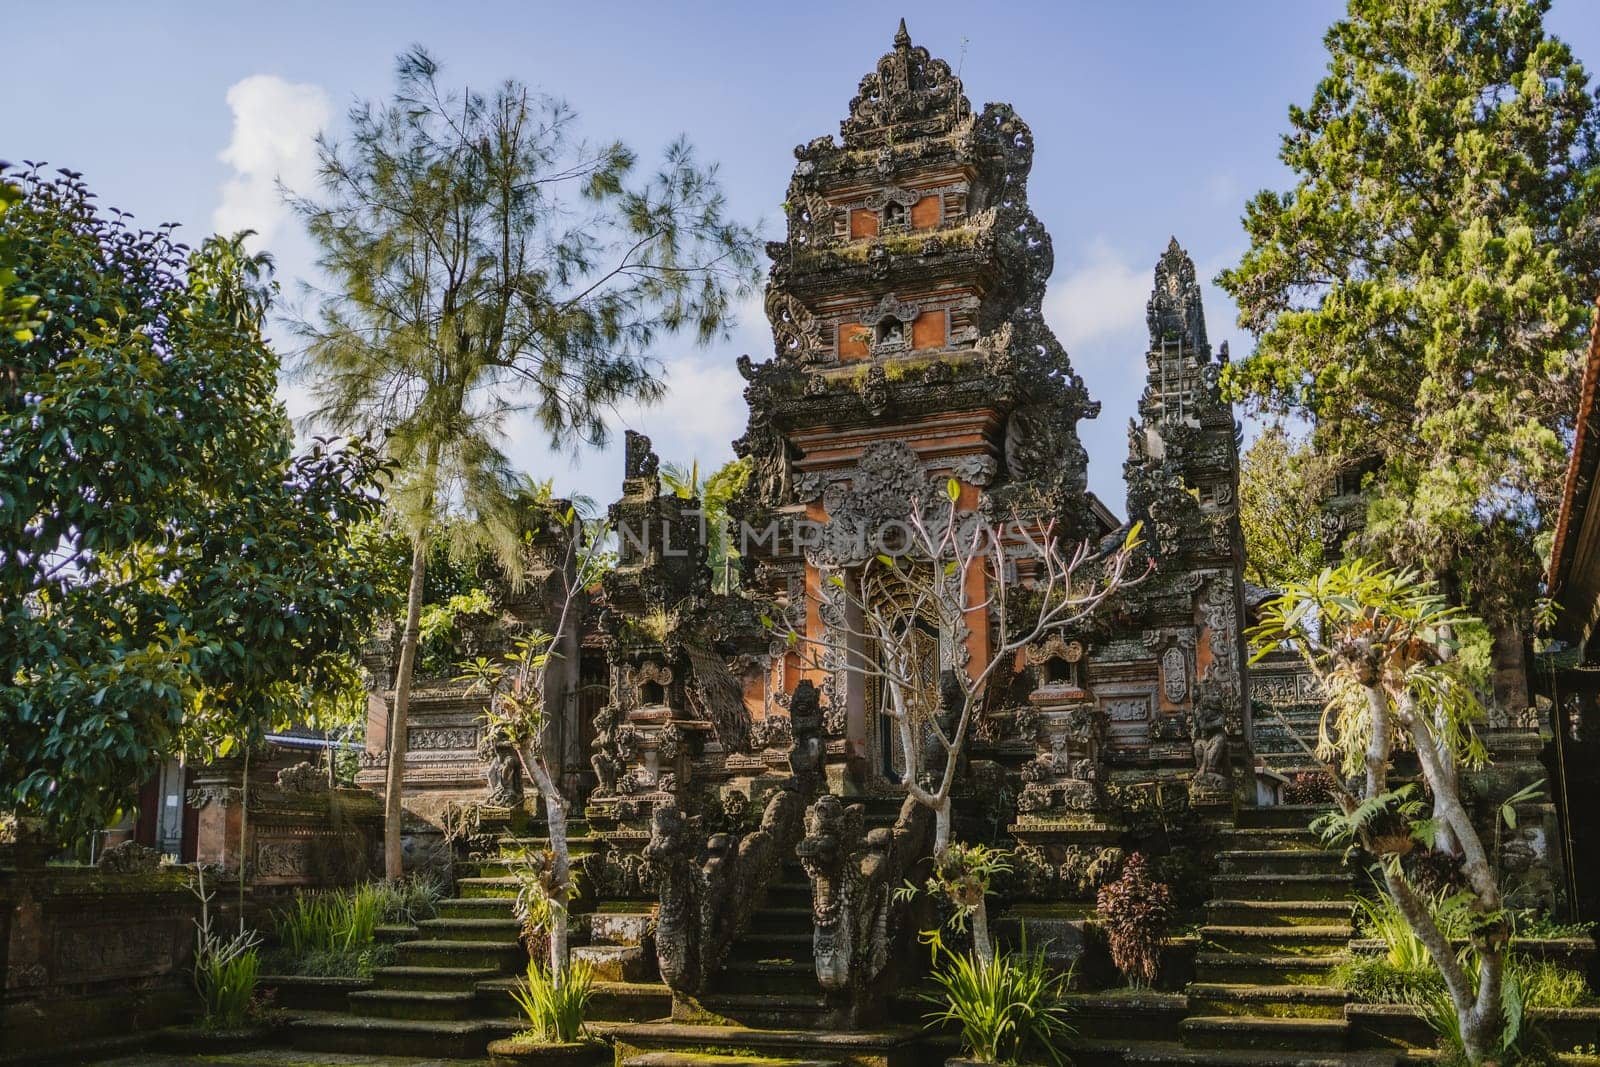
[
  {"left": 1218, "top": 0, "right": 1600, "bottom": 702},
  {"left": 1238, "top": 424, "right": 1328, "bottom": 589},
  {"left": 290, "top": 48, "right": 760, "bottom": 877},
  {"left": 1252, "top": 561, "right": 1527, "bottom": 1065},
  {"left": 0, "top": 164, "right": 388, "bottom": 840}
]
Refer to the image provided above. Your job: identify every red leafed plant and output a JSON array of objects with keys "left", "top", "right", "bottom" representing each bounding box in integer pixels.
[{"left": 1095, "top": 852, "right": 1174, "bottom": 988}]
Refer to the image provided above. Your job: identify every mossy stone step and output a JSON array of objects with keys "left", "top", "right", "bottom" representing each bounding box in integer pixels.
[
  {"left": 396, "top": 937, "right": 525, "bottom": 971},
  {"left": 1117, "top": 1037, "right": 1395, "bottom": 1065},
  {"left": 1233, "top": 804, "right": 1324, "bottom": 830},
  {"left": 686, "top": 990, "right": 835, "bottom": 1030},
  {"left": 1201, "top": 925, "right": 1352, "bottom": 955},
  {"left": 731, "top": 930, "right": 813, "bottom": 960},
  {"left": 712, "top": 959, "right": 820, "bottom": 996},
  {"left": 1181, "top": 1014, "right": 1348, "bottom": 1053},
  {"left": 744, "top": 906, "right": 812, "bottom": 935},
  {"left": 374, "top": 922, "right": 418, "bottom": 943},
  {"left": 571, "top": 943, "right": 650, "bottom": 982},
  {"left": 610, "top": 1018, "right": 919, "bottom": 1067},
  {"left": 1209, "top": 873, "right": 1352, "bottom": 902},
  {"left": 372, "top": 964, "right": 497, "bottom": 992},
  {"left": 1186, "top": 982, "right": 1347, "bottom": 1020},
  {"left": 348, "top": 988, "right": 481, "bottom": 1021},
  {"left": 458, "top": 875, "right": 523, "bottom": 899},
  {"left": 764, "top": 881, "right": 813, "bottom": 908},
  {"left": 1218, "top": 849, "right": 1344, "bottom": 875},
  {"left": 436, "top": 896, "right": 517, "bottom": 919},
  {"left": 288, "top": 1010, "right": 501, "bottom": 1059},
  {"left": 1192, "top": 952, "right": 1348, "bottom": 986},
  {"left": 415, "top": 916, "right": 523, "bottom": 942},
  {"left": 480, "top": 976, "right": 672, "bottom": 1024},
  {"left": 624, "top": 1054, "right": 839, "bottom": 1067},
  {"left": 1216, "top": 827, "right": 1320, "bottom": 851},
  {"left": 590, "top": 909, "right": 654, "bottom": 948},
  {"left": 1204, "top": 898, "right": 1354, "bottom": 928}
]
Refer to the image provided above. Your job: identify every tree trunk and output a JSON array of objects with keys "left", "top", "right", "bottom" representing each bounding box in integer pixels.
[
  {"left": 971, "top": 894, "right": 994, "bottom": 973},
  {"left": 933, "top": 794, "right": 951, "bottom": 853},
  {"left": 385, "top": 531, "right": 429, "bottom": 880},
  {"left": 527, "top": 754, "right": 571, "bottom": 981}
]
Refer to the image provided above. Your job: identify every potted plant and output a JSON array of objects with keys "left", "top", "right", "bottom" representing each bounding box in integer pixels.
[{"left": 487, "top": 957, "right": 607, "bottom": 1066}]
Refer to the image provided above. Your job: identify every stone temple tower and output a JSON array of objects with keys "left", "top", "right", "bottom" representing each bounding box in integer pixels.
[{"left": 730, "top": 21, "right": 1105, "bottom": 792}]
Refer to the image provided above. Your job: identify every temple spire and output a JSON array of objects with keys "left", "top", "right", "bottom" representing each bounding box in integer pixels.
[
  {"left": 1146, "top": 236, "right": 1208, "bottom": 355},
  {"left": 894, "top": 17, "right": 911, "bottom": 49}
]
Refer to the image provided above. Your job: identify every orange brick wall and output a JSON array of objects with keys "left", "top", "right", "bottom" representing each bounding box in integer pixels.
[
  {"left": 838, "top": 322, "right": 870, "bottom": 359},
  {"left": 850, "top": 209, "right": 879, "bottom": 239},
  {"left": 910, "top": 195, "right": 941, "bottom": 230},
  {"left": 911, "top": 310, "right": 946, "bottom": 350}
]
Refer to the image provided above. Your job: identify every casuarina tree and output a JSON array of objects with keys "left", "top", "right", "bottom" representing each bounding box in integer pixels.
[
  {"left": 1217, "top": 0, "right": 1600, "bottom": 708},
  {"left": 290, "top": 48, "right": 761, "bottom": 877}
]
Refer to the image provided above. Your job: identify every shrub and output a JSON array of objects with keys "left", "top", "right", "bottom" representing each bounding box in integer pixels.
[
  {"left": 508, "top": 958, "right": 595, "bottom": 1044},
  {"left": 269, "top": 875, "right": 442, "bottom": 977},
  {"left": 1096, "top": 852, "right": 1173, "bottom": 988},
  {"left": 923, "top": 931, "right": 1076, "bottom": 1066}
]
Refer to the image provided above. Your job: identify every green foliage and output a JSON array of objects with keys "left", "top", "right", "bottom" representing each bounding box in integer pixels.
[
  {"left": 508, "top": 957, "right": 595, "bottom": 1044},
  {"left": 1251, "top": 561, "right": 1489, "bottom": 784},
  {"left": 194, "top": 929, "right": 262, "bottom": 1030},
  {"left": 922, "top": 929, "right": 1077, "bottom": 1066},
  {"left": 661, "top": 456, "right": 750, "bottom": 593},
  {"left": 1217, "top": 0, "right": 1600, "bottom": 632},
  {"left": 1238, "top": 424, "right": 1328, "bottom": 589},
  {"left": 0, "top": 164, "right": 389, "bottom": 840},
  {"left": 268, "top": 876, "right": 442, "bottom": 977},
  {"left": 1095, "top": 852, "right": 1175, "bottom": 989}
]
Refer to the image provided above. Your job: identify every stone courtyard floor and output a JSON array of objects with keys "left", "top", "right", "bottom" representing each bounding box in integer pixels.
[{"left": 92, "top": 1051, "right": 487, "bottom": 1067}]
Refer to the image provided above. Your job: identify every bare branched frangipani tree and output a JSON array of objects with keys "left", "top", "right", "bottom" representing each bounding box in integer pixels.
[
  {"left": 459, "top": 507, "right": 606, "bottom": 985},
  {"left": 773, "top": 483, "right": 1148, "bottom": 855}
]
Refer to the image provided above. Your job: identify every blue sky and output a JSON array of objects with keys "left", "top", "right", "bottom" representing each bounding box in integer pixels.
[{"left": 9, "top": 1, "right": 1600, "bottom": 514}]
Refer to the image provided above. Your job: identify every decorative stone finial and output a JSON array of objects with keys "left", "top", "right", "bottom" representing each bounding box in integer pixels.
[
  {"left": 840, "top": 22, "right": 972, "bottom": 148},
  {"left": 1146, "top": 237, "right": 1208, "bottom": 353}
]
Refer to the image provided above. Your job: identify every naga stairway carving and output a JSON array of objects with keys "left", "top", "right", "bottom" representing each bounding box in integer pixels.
[
  {"left": 643, "top": 681, "right": 825, "bottom": 1004},
  {"left": 795, "top": 793, "right": 934, "bottom": 1026}
]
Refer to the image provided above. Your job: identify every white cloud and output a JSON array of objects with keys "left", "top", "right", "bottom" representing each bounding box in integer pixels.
[
  {"left": 1043, "top": 238, "right": 1149, "bottom": 352},
  {"left": 214, "top": 75, "right": 330, "bottom": 248}
]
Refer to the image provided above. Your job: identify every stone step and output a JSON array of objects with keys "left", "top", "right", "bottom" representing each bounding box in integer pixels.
[
  {"left": 348, "top": 988, "right": 480, "bottom": 1021},
  {"left": 624, "top": 1055, "right": 839, "bottom": 1067},
  {"left": 744, "top": 905, "right": 812, "bottom": 935},
  {"left": 457, "top": 876, "right": 522, "bottom": 899},
  {"left": 1118, "top": 1038, "right": 1395, "bottom": 1066},
  {"left": 572, "top": 943, "right": 650, "bottom": 982},
  {"left": 1233, "top": 804, "right": 1324, "bottom": 830},
  {"left": 590, "top": 909, "right": 654, "bottom": 948},
  {"left": 1186, "top": 983, "right": 1347, "bottom": 1020},
  {"left": 1182, "top": 1014, "right": 1348, "bottom": 1053},
  {"left": 1209, "top": 873, "right": 1352, "bottom": 902},
  {"left": 395, "top": 938, "right": 526, "bottom": 972},
  {"left": 415, "top": 916, "right": 523, "bottom": 942},
  {"left": 1192, "top": 952, "right": 1349, "bottom": 986},
  {"left": 690, "top": 990, "right": 834, "bottom": 1030},
  {"left": 1216, "top": 827, "right": 1319, "bottom": 851},
  {"left": 609, "top": 1019, "right": 918, "bottom": 1066},
  {"left": 374, "top": 923, "right": 417, "bottom": 943},
  {"left": 435, "top": 896, "right": 516, "bottom": 920},
  {"left": 765, "top": 880, "right": 813, "bottom": 908},
  {"left": 372, "top": 964, "right": 497, "bottom": 992},
  {"left": 1218, "top": 849, "right": 1344, "bottom": 875},
  {"left": 711, "top": 959, "right": 819, "bottom": 996},
  {"left": 1201, "top": 925, "right": 1352, "bottom": 956},
  {"left": 477, "top": 976, "right": 671, "bottom": 1024},
  {"left": 1204, "top": 899, "right": 1353, "bottom": 928},
  {"left": 288, "top": 1011, "right": 500, "bottom": 1059},
  {"left": 731, "top": 930, "right": 813, "bottom": 960}
]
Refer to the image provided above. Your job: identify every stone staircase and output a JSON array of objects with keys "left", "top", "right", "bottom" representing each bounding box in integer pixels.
[
  {"left": 288, "top": 819, "right": 669, "bottom": 1058},
  {"left": 1177, "top": 803, "right": 1356, "bottom": 1061}
]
